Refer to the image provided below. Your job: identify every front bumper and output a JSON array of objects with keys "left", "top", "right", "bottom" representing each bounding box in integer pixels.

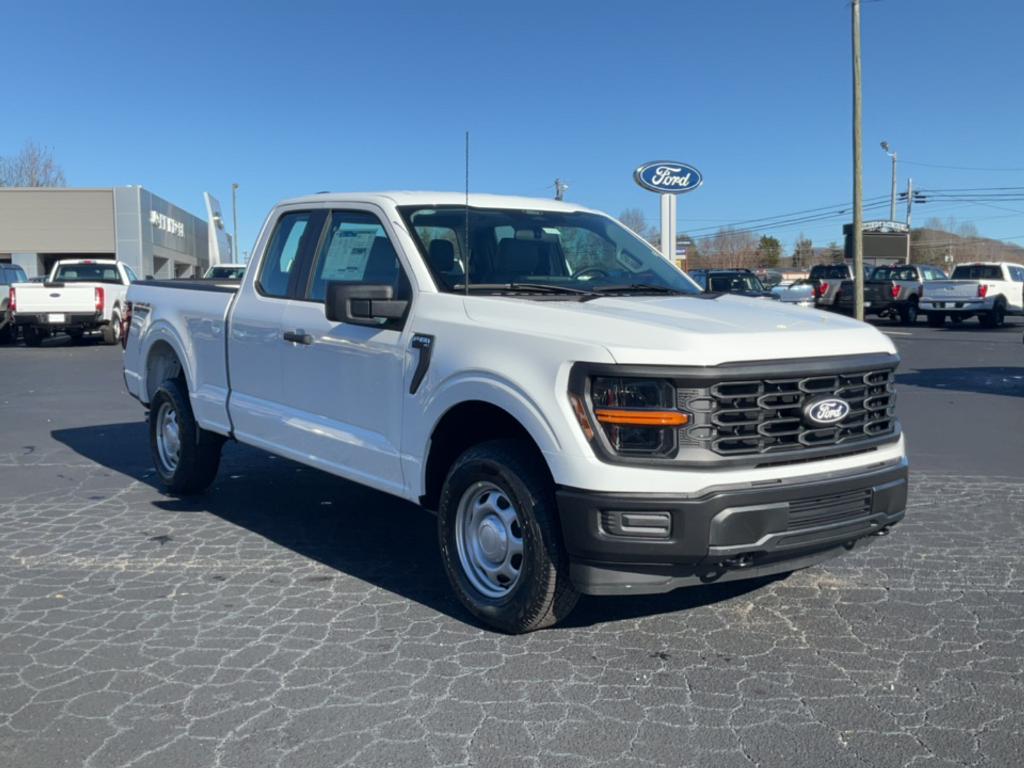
[{"left": 557, "top": 459, "right": 907, "bottom": 595}]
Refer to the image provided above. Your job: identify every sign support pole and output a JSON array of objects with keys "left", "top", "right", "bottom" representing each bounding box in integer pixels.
[{"left": 660, "top": 193, "right": 676, "bottom": 260}]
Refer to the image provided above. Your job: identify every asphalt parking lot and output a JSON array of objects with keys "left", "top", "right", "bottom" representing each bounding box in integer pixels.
[{"left": 1, "top": 318, "right": 1022, "bottom": 768}]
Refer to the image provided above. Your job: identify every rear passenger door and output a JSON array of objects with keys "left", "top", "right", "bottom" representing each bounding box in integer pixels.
[
  {"left": 277, "top": 207, "right": 412, "bottom": 495},
  {"left": 228, "top": 208, "right": 327, "bottom": 452}
]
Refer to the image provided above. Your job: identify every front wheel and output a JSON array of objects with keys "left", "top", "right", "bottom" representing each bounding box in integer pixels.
[
  {"left": 148, "top": 377, "right": 224, "bottom": 494},
  {"left": 437, "top": 439, "right": 579, "bottom": 633},
  {"left": 926, "top": 312, "right": 945, "bottom": 328}
]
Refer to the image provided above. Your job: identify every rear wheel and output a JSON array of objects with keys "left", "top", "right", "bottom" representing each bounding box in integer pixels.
[
  {"left": 899, "top": 301, "right": 918, "bottom": 325},
  {"left": 926, "top": 312, "right": 946, "bottom": 328},
  {"left": 148, "top": 377, "right": 224, "bottom": 494},
  {"left": 0, "top": 322, "right": 15, "bottom": 345},
  {"left": 101, "top": 315, "right": 120, "bottom": 345},
  {"left": 23, "top": 326, "right": 46, "bottom": 347},
  {"left": 980, "top": 302, "right": 1006, "bottom": 328},
  {"left": 438, "top": 439, "right": 579, "bottom": 633}
]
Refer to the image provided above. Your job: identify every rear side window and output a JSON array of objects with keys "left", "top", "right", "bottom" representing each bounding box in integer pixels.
[
  {"left": 54, "top": 264, "right": 122, "bottom": 284},
  {"left": 307, "top": 211, "right": 409, "bottom": 302},
  {"left": 951, "top": 265, "right": 1001, "bottom": 280},
  {"left": 258, "top": 211, "right": 318, "bottom": 298}
]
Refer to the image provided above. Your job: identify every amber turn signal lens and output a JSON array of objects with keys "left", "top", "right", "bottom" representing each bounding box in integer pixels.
[
  {"left": 569, "top": 394, "right": 595, "bottom": 440},
  {"left": 594, "top": 409, "right": 688, "bottom": 426}
]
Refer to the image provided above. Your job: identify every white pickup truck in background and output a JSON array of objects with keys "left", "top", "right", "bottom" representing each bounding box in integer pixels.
[
  {"left": 122, "top": 191, "right": 908, "bottom": 633},
  {"left": 920, "top": 261, "right": 1024, "bottom": 327},
  {"left": 9, "top": 258, "right": 138, "bottom": 345}
]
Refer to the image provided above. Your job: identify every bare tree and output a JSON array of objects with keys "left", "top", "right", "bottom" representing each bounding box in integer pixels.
[
  {"left": 618, "top": 208, "right": 652, "bottom": 240},
  {"left": 0, "top": 141, "right": 66, "bottom": 187},
  {"left": 698, "top": 228, "right": 760, "bottom": 269}
]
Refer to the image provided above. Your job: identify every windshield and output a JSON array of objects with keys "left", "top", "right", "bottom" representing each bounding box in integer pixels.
[
  {"left": 951, "top": 264, "right": 1001, "bottom": 280},
  {"left": 399, "top": 206, "right": 700, "bottom": 295},
  {"left": 708, "top": 273, "right": 765, "bottom": 292},
  {"left": 53, "top": 263, "right": 121, "bottom": 284}
]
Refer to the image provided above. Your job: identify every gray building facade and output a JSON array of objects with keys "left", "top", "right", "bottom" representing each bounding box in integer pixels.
[{"left": 0, "top": 186, "right": 215, "bottom": 279}]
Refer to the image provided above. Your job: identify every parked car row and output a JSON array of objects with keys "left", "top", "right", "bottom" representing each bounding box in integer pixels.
[{"left": 2, "top": 260, "right": 249, "bottom": 346}]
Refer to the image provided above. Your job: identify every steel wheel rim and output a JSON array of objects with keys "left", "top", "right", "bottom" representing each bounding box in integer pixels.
[
  {"left": 455, "top": 481, "right": 524, "bottom": 599},
  {"left": 155, "top": 401, "right": 181, "bottom": 473}
]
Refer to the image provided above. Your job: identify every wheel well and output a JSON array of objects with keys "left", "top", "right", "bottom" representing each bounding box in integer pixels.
[
  {"left": 145, "top": 341, "right": 185, "bottom": 402},
  {"left": 421, "top": 401, "right": 548, "bottom": 511}
]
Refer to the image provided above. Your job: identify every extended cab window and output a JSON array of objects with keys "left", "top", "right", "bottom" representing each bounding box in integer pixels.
[
  {"left": 259, "top": 211, "right": 317, "bottom": 298},
  {"left": 308, "top": 211, "right": 409, "bottom": 302}
]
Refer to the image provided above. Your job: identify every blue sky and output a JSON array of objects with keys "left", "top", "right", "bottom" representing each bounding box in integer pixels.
[{"left": 3, "top": 0, "right": 1022, "bottom": 256}]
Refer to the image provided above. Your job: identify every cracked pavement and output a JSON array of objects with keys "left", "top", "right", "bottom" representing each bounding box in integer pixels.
[{"left": 1, "top": 321, "right": 1022, "bottom": 767}]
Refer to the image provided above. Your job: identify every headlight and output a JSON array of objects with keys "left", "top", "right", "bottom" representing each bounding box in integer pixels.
[{"left": 571, "top": 376, "right": 688, "bottom": 457}]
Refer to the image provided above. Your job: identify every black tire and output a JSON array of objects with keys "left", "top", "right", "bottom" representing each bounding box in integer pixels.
[
  {"left": 899, "top": 301, "right": 918, "bottom": 325},
  {"left": 0, "top": 322, "right": 15, "bottom": 345},
  {"left": 437, "top": 439, "right": 579, "bottom": 633},
  {"left": 101, "top": 316, "right": 120, "bottom": 345},
  {"left": 980, "top": 302, "right": 1006, "bottom": 328},
  {"left": 148, "top": 377, "right": 224, "bottom": 494},
  {"left": 23, "top": 326, "right": 46, "bottom": 347},
  {"left": 926, "top": 312, "right": 945, "bottom": 328}
]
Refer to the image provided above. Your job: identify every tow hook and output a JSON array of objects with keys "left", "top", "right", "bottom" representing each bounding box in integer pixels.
[{"left": 724, "top": 553, "right": 755, "bottom": 569}]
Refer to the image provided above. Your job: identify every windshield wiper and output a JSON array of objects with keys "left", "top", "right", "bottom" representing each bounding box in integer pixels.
[
  {"left": 455, "top": 282, "right": 598, "bottom": 297},
  {"left": 588, "top": 283, "right": 690, "bottom": 295}
]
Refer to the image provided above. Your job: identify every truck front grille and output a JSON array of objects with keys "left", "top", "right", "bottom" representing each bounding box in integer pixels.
[{"left": 678, "top": 368, "right": 897, "bottom": 458}]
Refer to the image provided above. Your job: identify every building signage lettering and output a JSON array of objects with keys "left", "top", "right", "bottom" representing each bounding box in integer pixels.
[{"left": 150, "top": 210, "right": 185, "bottom": 237}]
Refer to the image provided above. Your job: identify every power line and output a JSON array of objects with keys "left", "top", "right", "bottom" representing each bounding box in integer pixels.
[{"left": 902, "top": 160, "right": 1024, "bottom": 172}]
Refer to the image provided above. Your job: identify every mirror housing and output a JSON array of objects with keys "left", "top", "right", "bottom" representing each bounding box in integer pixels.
[{"left": 325, "top": 283, "right": 408, "bottom": 326}]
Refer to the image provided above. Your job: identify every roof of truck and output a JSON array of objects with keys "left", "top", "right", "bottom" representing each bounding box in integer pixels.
[{"left": 278, "top": 191, "right": 600, "bottom": 213}]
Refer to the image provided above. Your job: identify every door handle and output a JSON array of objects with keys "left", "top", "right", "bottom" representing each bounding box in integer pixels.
[{"left": 282, "top": 330, "right": 313, "bottom": 345}]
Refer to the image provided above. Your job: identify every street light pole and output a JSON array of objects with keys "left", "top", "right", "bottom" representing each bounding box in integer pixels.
[
  {"left": 852, "top": 0, "right": 864, "bottom": 322},
  {"left": 231, "top": 183, "right": 239, "bottom": 263},
  {"left": 880, "top": 142, "right": 897, "bottom": 222}
]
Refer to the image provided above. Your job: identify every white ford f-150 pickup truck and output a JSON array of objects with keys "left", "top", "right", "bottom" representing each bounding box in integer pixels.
[
  {"left": 11, "top": 258, "right": 138, "bottom": 345},
  {"left": 122, "top": 192, "right": 908, "bottom": 633},
  {"left": 919, "top": 261, "right": 1024, "bottom": 327}
]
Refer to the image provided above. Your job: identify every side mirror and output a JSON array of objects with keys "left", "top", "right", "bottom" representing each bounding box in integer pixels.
[{"left": 325, "top": 283, "right": 408, "bottom": 326}]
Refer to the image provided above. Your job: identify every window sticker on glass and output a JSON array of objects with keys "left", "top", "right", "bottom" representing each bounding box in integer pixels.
[{"left": 320, "top": 227, "right": 378, "bottom": 281}]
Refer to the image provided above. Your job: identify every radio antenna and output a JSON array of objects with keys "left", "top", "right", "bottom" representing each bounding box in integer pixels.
[{"left": 464, "top": 130, "right": 470, "bottom": 296}]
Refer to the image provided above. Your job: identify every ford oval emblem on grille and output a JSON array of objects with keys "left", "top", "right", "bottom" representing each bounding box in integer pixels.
[{"left": 803, "top": 397, "right": 850, "bottom": 426}]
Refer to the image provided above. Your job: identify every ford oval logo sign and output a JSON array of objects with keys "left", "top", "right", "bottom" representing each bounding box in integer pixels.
[
  {"left": 803, "top": 397, "right": 851, "bottom": 427},
  {"left": 634, "top": 161, "right": 703, "bottom": 194}
]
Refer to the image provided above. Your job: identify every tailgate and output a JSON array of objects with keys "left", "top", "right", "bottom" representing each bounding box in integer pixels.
[
  {"left": 14, "top": 284, "right": 97, "bottom": 314},
  {"left": 864, "top": 282, "right": 893, "bottom": 302},
  {"left": 925, "top": 280, "right": 979, "bottom": 300}
]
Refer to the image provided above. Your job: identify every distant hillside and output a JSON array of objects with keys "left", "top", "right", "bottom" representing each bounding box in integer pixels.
[{"left": 911, "top": 227, "right": 1024, "bottom": 265}]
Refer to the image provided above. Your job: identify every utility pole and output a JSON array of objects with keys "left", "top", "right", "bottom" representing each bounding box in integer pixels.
[
  {"left": 231, "top": 183, "right": 240, "bottom": 263},
  {"left": 904, "top": 177, "right": 913, "bottom": 264},
  {"left": 553, "top": 178, "right": 568, "bottom": 201},
  {"left": 851, "top": 0, "right": 865, "bottom": 321}
]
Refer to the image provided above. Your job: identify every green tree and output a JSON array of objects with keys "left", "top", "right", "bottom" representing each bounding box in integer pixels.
[{"left": 756, "top": 235, "right": 782, "bottom": 267}]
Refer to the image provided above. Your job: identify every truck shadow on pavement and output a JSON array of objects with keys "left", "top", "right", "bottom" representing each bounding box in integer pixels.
[
  {"left": 52, "top": 421, "right": 772, "bottom": 631},
  {"left": 896, "top": 366, "right": 1024, "bottom": 398}
]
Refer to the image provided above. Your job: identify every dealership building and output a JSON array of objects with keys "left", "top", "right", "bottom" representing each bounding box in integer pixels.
[{"left": 0, "top": 186, "right": 231, "bottom": 279}]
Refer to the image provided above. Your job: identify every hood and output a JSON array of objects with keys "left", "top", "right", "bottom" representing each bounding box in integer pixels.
[{"left": 463, "top": 293, "right": 895, "bottom": 366}]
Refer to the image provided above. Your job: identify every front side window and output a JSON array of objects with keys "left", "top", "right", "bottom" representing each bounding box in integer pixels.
[
  {"left": 258, "top": 211, "right": 316, "bottom": 298},
  {"left": 400, "top": 206, "right": 699, "bottom": 295},
  {"left": 308, "top": 211, "right": 408, "bottom": 302},
  {"left": 123, "top": 265, "right": 139, "bottom": 283},
  {"left": 1009, "top": 265, "right": 1024, "bottom": 282}
]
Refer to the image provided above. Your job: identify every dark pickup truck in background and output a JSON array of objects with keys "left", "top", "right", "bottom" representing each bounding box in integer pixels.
[{"left": 834, "top": 264, "right": 949, "bottom": 324}]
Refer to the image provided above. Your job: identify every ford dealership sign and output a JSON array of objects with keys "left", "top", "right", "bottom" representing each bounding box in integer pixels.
[{"left": 634, "top": 161, "right": 703, "bottom": 194}]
